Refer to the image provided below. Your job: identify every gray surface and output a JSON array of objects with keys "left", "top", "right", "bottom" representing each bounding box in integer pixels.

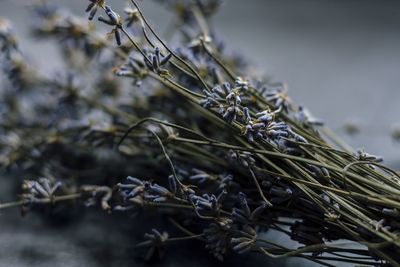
[
  {"left": 214, "top": 0, "right": 400, "bottom": 167},
  {"left": 1, "top": 0, "right": 400, "bottom": 266}
]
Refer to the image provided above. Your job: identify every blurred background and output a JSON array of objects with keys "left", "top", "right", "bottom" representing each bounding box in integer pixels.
[{"left": 0, "top": 0, "right": 399, "bottom": 266}]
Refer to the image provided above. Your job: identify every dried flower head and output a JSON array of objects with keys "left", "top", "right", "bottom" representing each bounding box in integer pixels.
[
  {"left": 98, "top": 6, "right": 122, "bottom": 45},
  {"left": 86, "top": 0, "right": 106, "bottom": 20},
  {"left": 136, "top": 228, "right": 169, "bottom": 260}
]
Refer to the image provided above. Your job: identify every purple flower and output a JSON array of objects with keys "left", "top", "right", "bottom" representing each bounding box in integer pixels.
[
  {"left": 136, "top": 228, "right": 169, "bottom": 260},
  {"left": 98, "top": 6, "right": 122, "bottom": 46},
  {"left": 85, "top": 0, "right": 105, "bottom": 21},
  {"left": 144, "top": 47, "right": 172, "bottom": 77},
  {"left": 230, "top": 225, "right": 256, "bottom": 254}
]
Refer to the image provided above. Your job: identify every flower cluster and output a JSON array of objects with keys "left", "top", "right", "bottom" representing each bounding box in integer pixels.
[
  {"left": 113, "top": 55, "right": 147, "bottom": 86},
  {"left": 21, "top": 178, "right": 63, "bottom": 203},
  {"left": 32, "top": 3, "right": 104, "bottom": 58},
  {"left": 355, "top": 149, "right": 383, "bottom": 163},
  {"left": 190, "top": 190, "right": 227, "bottom": 216},
  {"left": 118, "top": 176, "right": 175, "bottom": 203},
  {"left": 201, "top": 77, "right": 307, "bottom": 148},
  {"left": 0, "top": 1, "right": 397, "bottom": 266},
  {"left": 264, "top": 85, "right": 291, "bottom": 112},
  {"left": 85, "top": 0, "right": 105, "bottom": 20},
  {"left": 294, "top": 105, "right": 323, "bottom": 126},
  {"left": 144, "top": 47, "right": 172, "bottom": 77},
  {"left": 227, "top": 150, "right": 256, "bottom": 168},
  {"left": 232, "top": 192, "right": 268, "bottom": 224},
  {"left": 20, "top": 178, "right": 64, "bottom": 215},
  {"left": 230, "top": 225, "right": 257, "bottom": 254},
  {"left": 98, "top": 6, "right": 123, "bottom": 45},
  {"left": 0, "top": 18, "right": 36, "bottom": 90},
  {"left": 0, "top": 18, "right": 17, "bottom": 56},
  {"left": 136, "top": 228, "right": 169, "bottom": 260},
  {"left": 201, "top": 82, "right": 245, "bottom": 123},
  {"left": 203, "top": 218, "right": 233, "bottom": 260}
]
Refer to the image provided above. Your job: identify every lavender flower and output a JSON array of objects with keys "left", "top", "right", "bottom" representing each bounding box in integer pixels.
[
  {"left": 136, "top": 228, "right": 169, "bottom": 260},
  {"left": 264, "top": 121, "right": 290, "bottom": 140},
  {"left": 0, "top": 18, "right": 18, "bottom": 56},
  {"left": 0, "top": 1, "right": 398, "bottom": 265},
  {"left": 98, "top": 6, "right": 122, "bottom": 45},
  {"left": 168, "top": 175, "right": 178, "bottom": 195},
  {"left": 20, "top": 178, "right": 64, "bottom": 214},
  {"left": 33, "top": 4, "right": 103, "bottom": 59},
  {"left": 200, "top": 82, "right": 245, "bottom": 123},
  {"left": 216, "top": 174, "right": 238, "bottom": 191},
  {"left": 113, "top": 55, "right": 147, "bottom": 86},
  {"left": 222, "top": 83, "right": 243, "bottom": 123},
  {"left": 124, "top": 7, "right": 141, "bottom": 27},
  {"left": 275, "top": 138, "right": 303, "bottom": 155},
  {"left": 232, "top": 192, "right": 268, "bottom": 224},
  {"left": 21, "top": 178, "right": 62, "bottom": 202},
  {"left": 265, "top": 85, "right": 291, "bottom": 112},
  {"left": 230, "top": 236, "right": 254, "bottom": 254},
  {"left": 85, "top": 0, "right": 105, "bottom": 20},
  {"left": 190, "top": 190, "right": 226, "bottom": 216},
  {"left": 118, "top": 176, "right": 174, "bottom": 203},
  {"left": 144, "top": 47, "right": 172, "bottom": 77},
  {"left": 200, "top": 84, "right": 226, "bottom": 108},
  {"left": 203, "top": 218, "right": 232, "bottom": 260},
  {"left": 1, "top": 52, "right": 34, "bottom": 90},
  {"left": 234, "top": 77, "right": 248, "bottom": 91},
  {"left": 227, "top": 150, "right": 256, "bottom": 168},
  {"left": 188, "top": 168, "right": 215, "bottom": 184},
  {"left": 263, "top": 121, "right": 307, "bottom": 153},
  {"left": 143, "top": 182, "right": 174, "bottom": 202},
  {"left": 200, "top": 90, "right": 222, "bottom": 109},
  {"left": 241, "top": 108, "right": 265, "bottom": 142},
  {"left": 118, "top": 176, "right": 145, "bottom": 200},
  {"left": 356, "top": 149, "right": 383, "bottom": 163},
  {"left": 230, "top": 225, "right": 257, "bottom": 254},
  {"left": 294, "top": 105, "right": 323, "bottom": 126},
  {"left": 255, "top": 109, "right": 274, "bottom": 124}
]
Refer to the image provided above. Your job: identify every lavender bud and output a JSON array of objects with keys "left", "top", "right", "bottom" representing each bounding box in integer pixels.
[
  {"left": 152, "top": 53, "right": 159, "bottom": 71},
  {"left": 231, "top": 238, "right": 253, "bottom": 254},
  {"left": 98, "top": 16, "right": 114, "bottom": 26},
  {"left": 114, "top": 29, "right": 121, "bottom": 46},
  {"left": 168, "top": 175, "right": 177, "bottom": 195},
  {"left": 126, "top": 176, "right": 143, "bottom": 185},
  {"left": 238, "top": 192, "right": 251, "bottom": 216},
  {"left": 88, "top": 6, "right": 98, "bottom": 21},
  {"left": 86, "top": 2, "right": 95, "bottom": 13},
  {"left": 250, "top": 203, "right": 267, "bottom": 221},
  {"left": 105, "top": 6, "right": 120, "bottom": 25},
  {"left": 160, "top": 52, "right": 172, "bottom": 66}
]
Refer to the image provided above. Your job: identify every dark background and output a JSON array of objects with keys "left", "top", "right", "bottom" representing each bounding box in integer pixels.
[{"left": 0, "top": 0, "right": 399, "bottom": 266}]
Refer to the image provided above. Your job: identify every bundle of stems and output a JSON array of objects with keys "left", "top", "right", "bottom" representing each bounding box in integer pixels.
[{"left": 0, "top": 1, "right": 399, "bottom": 266}]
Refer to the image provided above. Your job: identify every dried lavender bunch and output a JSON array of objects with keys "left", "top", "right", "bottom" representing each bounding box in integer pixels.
[{"left": 0, "top": 1, "right": 400, "bottom": 266}]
